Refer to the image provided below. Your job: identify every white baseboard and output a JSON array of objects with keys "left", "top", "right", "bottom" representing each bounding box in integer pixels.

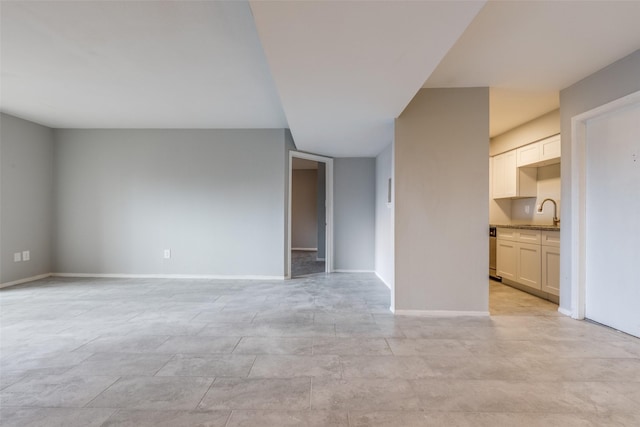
[
  {"left": 375, "top": 271, "right": 393, "bottom": 290},
  {"left": 333, "top": 269, "right": 375, "bottom": 273},
  {"left": 316, "top": 258, "right": 325, "bottom": 262},
  {"left": 557, "top": 307, "right": 572, "bottom": 317},
  {"left": 394, "top": 309, "right": 490, "bottom": 317},
  {"left": 0, "top": 273, "right": 52, "bottom": 289},
  {"left": 52, "top": 273, "right": 285, "bottom": 280},
  {"left": 291, "top": 248, "right": 317, "bottom": 251}
]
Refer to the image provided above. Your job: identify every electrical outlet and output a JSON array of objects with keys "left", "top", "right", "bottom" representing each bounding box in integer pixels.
[
  {"left": 22, "top": 250, "right": 30, "bottom": 261},
  {"left": 14, "top": 252, "right": 22, "bottom": 262},
  {"left": 524, "top": 205, "right": 530, "bottom": 214},
  {"left": 163, "top": 249, "right": 171, "bottom": 259}
]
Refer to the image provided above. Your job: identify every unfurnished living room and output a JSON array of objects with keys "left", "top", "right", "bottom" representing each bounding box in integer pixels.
[{"left": 1, "top": 1, "right": 640, "bottom": 426}]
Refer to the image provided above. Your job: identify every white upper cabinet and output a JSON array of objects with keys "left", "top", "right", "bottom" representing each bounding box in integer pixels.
[
  {"left": 516, "top": 134, "right": 561, "bottom": 167},
  {"left": 492, "top": 150, "right": 537, "bottom": 199}
]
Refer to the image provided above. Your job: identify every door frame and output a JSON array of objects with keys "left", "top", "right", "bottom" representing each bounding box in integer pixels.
[
  {"left": 570, "top": 89, "right": 640, "bottom": 319},
  {"left": 288, "top": 151, "right": 334, "bottom": 278}
]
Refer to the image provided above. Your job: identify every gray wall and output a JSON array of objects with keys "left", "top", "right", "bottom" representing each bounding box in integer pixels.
[
  {"left": 559, "top": 49, "right": 640, "bottom": 312},
  {"left": 53, "top": 129, "right": 287, "bottom": 277},
  {"left": 284, "top": 129, "right": 297, "bottom": 275},
  {"left": 375, "top": 143, "right": 394, "bottom": 290},
  {"left": 334, "top": 158, "right": 375, "bottom": 271},
  {"left": 395, "top": 88, "right": 489, "bottom": 313},
  {"left": 291, "top": 169, "right": 318, "bottom": 249},
  {"left": 0, "top": 113, "right": 53, "bottom": 284},
  {"left": 316, "top": 162, "right": 326, "bottom": 259}
]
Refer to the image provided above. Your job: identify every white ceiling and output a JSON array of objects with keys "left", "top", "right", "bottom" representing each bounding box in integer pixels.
[
  {"left": 0, "top": 1, "right": 286, "bottom": 128},
  {"left": 2, "top": 1, "right": 640, "bottom": 154},
  {"left": 425, "top": 1, "right": 640, "bottom": 137},
  {"left": 250, "top": 0, "right": 485, "bottom": 157}
]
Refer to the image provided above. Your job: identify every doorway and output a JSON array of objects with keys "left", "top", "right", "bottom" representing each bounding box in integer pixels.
[
  {"left": 288, "top": 151, "right": 333, "bottom": 278},
  {"left": 571, "top": 90, "right": 640, "bottom": 338}
]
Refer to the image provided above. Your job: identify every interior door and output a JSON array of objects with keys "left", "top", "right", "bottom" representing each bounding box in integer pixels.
[{"left": 584, "top": 101, "right": 640, "bottom": 338}]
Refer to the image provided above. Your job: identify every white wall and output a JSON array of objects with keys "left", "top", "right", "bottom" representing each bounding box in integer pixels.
[
  {"left": 53, "top": 129, "right": 287, "bottom": 277},
  {"left": 489, "top": 110, "right": 560, "bottom": 226},
  {"left": 375, "top": 143, "right": 394, "bottom": 291},
  {"left": 559, "top": 49, "right": 640, "bottom": 313},
  {"left": 511, "top": 163, "right": 561, "bottom": 225},
  {"left": 490, "top": 109, "right": 560, "bottom": 156},
  {"left": 291, "top": 169, "right": 318, "bottom": 249},
  {"left": 0, "top": 113, "right": 54, "bottom": 285},
  {"left": 334, "top": 158, "right": 375, "bottom": 271},
  {"left": 395, "top": 88, "right": 489, "bottom": 314}
]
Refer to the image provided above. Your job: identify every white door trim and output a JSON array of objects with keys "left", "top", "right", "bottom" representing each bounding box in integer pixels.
[
  {"left": 570, "top": 89, "right": 640, "bottom": 319},
  {"left": 288, "top": 151, "right": 334, "bottom": 278}
]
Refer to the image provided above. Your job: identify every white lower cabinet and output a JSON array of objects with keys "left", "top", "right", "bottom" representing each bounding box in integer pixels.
[
  {"left": 541, "top": 231, "right": 560, "bottom": 296},
  {"left": 496, "top": 239, "right": 517, "bottom": 281},
  {"left": 516, "top": 242, "right": 541, "bottom": 290},
  {"left": 497, "top": 228, "right": 560, "bottom": 297}
]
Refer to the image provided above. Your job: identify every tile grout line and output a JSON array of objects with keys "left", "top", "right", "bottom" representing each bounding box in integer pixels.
[{"left": 194, "top": 376, "right": 217, "bottom": 411}]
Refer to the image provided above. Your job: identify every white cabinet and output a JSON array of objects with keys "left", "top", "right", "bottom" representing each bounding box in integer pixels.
[
  {"left": 492, "top": 151, "right": 537, "bottom": 199},
  {"left": 516, "top": 135, "right": 561, "bottom": 167},
  {"left": 516, "top": 242, "right": 541, "bottom": 289},
  {"left": 497, "top": 239, "right": 517, "bottom": 281},
  {"left": 541, "top": 231, "right": 560, "bottom": 296},
  {"left": 497, "top": 228, "right": 559, "bottom": 295}
]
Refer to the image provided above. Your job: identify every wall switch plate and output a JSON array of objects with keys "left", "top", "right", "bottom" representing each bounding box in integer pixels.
[
  {"left": 163, "top": 249, "right": 171, "bottom": 259},
  {"left": 14, "top": 252, "right": 22, "bottom": 262},
  {"left": 22, "top": 250, "right": 30, "bottom": 261}
]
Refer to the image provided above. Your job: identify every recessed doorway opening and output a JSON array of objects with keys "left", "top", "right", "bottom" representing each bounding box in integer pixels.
[{"left": 288, "top": 151, "right": 333, "bottom": 278}]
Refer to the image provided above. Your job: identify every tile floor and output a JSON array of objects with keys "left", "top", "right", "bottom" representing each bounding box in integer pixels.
[
  {"left": 1, "top": 275, "right": 639, "bottom": 426},
  {"left": 291, "top": 250, "right": 325, "bottom": 277}
]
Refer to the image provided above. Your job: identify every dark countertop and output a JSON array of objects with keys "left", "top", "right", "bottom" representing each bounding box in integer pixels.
[{"left": 491, "top": 224, "right": 560, "bottom": 232}]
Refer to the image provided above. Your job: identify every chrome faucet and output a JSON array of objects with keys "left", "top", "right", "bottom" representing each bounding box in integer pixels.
[{"left": 538, "top": 198, "right": 560, "bottom": 226}]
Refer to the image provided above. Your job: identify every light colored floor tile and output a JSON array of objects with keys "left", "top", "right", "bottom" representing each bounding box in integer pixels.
[
  {"left": 0, "top": 351, "right": 93, "bottom": 377},
  {"left": 155, "top": 354, "right": 255, "bottom": 377},
  {"left": 72, "top": 335, "right": 169, "bottom": 353},
  {"left": 2, "top": 276, "right": 639, "bottom": 424},
  {"left": 87, "top": 376, "right": 213, "bottom": 410},
  {"left": 0, "top": 374, "right": 119, "bottom": 407},
  {"left": 198, "top": 377, "right": 311, "bottom": 410},
  {"left": 100, "top": 409, "right": 230, "bottom": 426},
  {"left": 348, "top": 411, "right": 635, "bottom": 427},
  {"left": 312, "top": 338, "right": 392, "bottom": 356},
  {"left": 154, "top": 336, "right": 240, "bottom": 354},
  {"left": 411, "top": 379, "right": 640, "bottom": 414},
  {"left": 513, "top": 357, "right": 640, "bottom": 382},
  {"left": 311, "top": 378, "right": 420, "bottom": 410},
  {"left": 0, "top": 407, "right": 116, "bottom": 427},
  {"left": 386, "top": 338, "right": 474, "bottom": 357},
  {"left": 65, "top": 352, "right": 173, "bottom": 376},
  {"left": 233, "top": 337, "right": 314, "bottom": 355},
  {"left": 249, "top": 355, "right": 342, "bottom": 378},
  {"left": 226, "top": 410, "right": 348, "bottom": 427}
]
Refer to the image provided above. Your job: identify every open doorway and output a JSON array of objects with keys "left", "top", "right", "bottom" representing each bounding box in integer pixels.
[{"left": 288, "top": 151, "right": 333, "bottom": 278}]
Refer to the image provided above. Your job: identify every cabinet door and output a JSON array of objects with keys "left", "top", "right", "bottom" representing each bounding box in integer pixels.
[
  {"left": 516, "top": 242, "right": 541, "bottom": 290},
  {"left": 492, "top": 154, "right": 506, "bottom": 198},
  {"left": 541, "top": 245, "right": 560, "bottom": 296},
  {"left": 517, "top": 143, "right": 540, "bottom": 167},
  {"left": 497, "top": 239, "right": 517, "bottom": 281},
  {"left": 540, "top": 135, "right": 561, "bottom": 161},
  {"left": 503, "top": 151, "right": 517, "bottom": 197}
]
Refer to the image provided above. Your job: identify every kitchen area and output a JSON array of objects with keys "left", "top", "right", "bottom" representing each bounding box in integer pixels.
[{"left": 489, "top": 109, "right": 561, "bottom": 306}]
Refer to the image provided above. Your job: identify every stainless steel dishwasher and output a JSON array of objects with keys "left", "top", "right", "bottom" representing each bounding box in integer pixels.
[{"left": 489, "top": 227, "right": 501, "bottom": 281}]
